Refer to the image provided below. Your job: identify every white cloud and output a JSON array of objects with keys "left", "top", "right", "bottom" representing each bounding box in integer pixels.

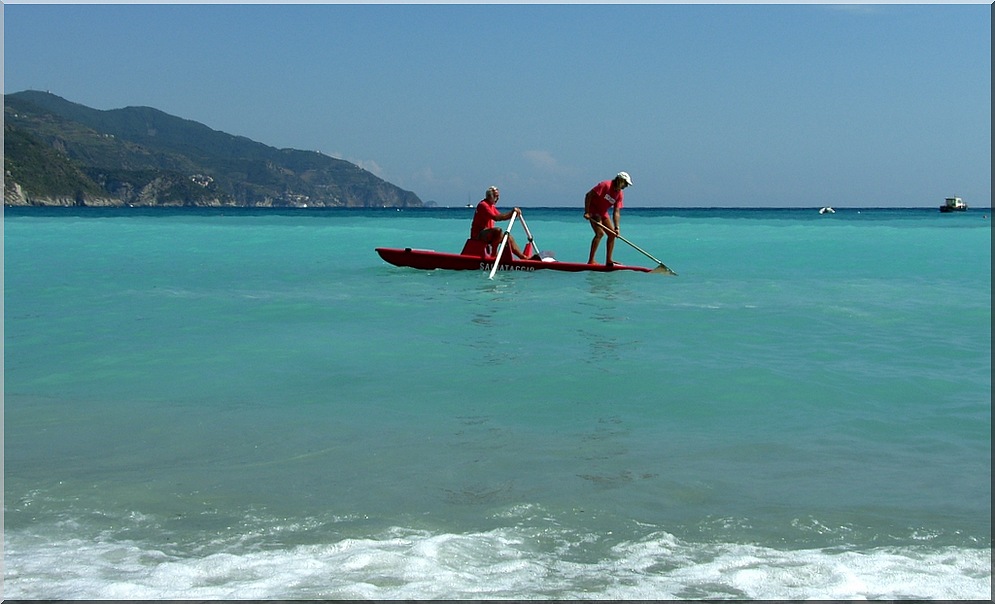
[
  {"left": 523, "top": 149, "right": 565, "bottom": 174},
  {"left": 353, "top": 159, "right": 384, "bottom": 178},
  {"left": 322, "top": 151, "right": 384, "bottom": 179}
]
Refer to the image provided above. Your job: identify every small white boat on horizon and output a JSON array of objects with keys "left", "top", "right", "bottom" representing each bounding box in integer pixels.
[{"left": 939, "top": 197, "right": 967, "bottom": 212}]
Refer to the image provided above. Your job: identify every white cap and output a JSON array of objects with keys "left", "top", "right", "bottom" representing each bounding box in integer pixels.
[{"left": 617, "top": 171, "right": 633, "bottom": 186}]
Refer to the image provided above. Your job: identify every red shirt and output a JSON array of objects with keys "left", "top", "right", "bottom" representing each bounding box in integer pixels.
[
  {"left": 470, "top": 199, "right": 501, "bottom": 238},
  {"left": 586, "top": 180, "right": 624, "bottom": 218}
]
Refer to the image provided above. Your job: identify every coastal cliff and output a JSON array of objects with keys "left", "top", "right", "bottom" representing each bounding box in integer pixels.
[{"left": 4, "top": 91, "right": 423, "bottom": 208}]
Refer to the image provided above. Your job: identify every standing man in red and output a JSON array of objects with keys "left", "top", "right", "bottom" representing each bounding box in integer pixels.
[
  {"left": 470, "top": 186, "right": 533, "bottom": 260},
  {"left": 583, "top": 171, "right": 632, "bottom": 266}
]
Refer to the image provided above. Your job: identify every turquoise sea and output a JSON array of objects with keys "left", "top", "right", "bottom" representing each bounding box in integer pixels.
[{"left": 3, "top": 206, "right": 991, "bottom": 599}]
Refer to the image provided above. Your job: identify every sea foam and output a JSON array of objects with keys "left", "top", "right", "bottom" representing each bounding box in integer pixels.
[{"left": 4, "top": 526, "right": 990, "bottom": 599}]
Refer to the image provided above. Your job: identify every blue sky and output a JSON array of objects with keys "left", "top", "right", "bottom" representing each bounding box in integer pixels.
[{"left": 3, "top": 3, "right": 990, "bottom": 208}]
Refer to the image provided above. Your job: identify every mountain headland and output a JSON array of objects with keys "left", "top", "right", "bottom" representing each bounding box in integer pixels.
[{"left": 4, "top": 91, "right": 423, "bottom": 208}]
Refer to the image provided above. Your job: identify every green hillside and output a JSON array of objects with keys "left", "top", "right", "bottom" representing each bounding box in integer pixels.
[{"left": 4, "top": 91, "right": 422, "bottom": 208}]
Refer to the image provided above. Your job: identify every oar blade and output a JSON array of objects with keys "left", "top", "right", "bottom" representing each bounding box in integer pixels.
[{"left": 651, "top": 263, "right": 677, "bottom": 275}]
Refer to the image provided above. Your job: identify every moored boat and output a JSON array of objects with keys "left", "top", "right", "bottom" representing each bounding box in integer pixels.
[{"left": 940, "top": 197, "right": 967, "bottom": 212}]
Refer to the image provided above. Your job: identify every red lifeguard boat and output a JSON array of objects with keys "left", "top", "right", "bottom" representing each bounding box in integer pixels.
[
  {"left": 376, "top": 238, "right": 653, "bottom": 274},
  {"left": 376, "top": 213, "right": 675, "bottom": 276}
]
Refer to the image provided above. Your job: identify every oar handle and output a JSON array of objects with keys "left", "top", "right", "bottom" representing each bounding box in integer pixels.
[{"left": 488, "top": 212, "right": 518, "bottom": 279}]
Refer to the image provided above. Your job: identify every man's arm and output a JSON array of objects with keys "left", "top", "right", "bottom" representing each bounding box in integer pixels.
[
  {"left": 496, "top": 207, "right": 521, "bottom": 221},
  {"left": 583, "top": 190, "right": 595, "bottom": 219}
]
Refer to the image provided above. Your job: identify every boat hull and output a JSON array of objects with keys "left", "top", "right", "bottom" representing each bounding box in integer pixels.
[
  {"left": 940, "top": 197, "right": 967, "bottom": 212},
  {"left": 375, "top": 247, "right": 653, "bottom": 273}
]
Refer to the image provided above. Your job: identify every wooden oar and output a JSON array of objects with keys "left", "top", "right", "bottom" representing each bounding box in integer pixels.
[
  {"left": 488, "top": 212, "right": 518, "bottom": 279},
  {"left": 595, "top": 220, "right": 677, "bottom": 275}
]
